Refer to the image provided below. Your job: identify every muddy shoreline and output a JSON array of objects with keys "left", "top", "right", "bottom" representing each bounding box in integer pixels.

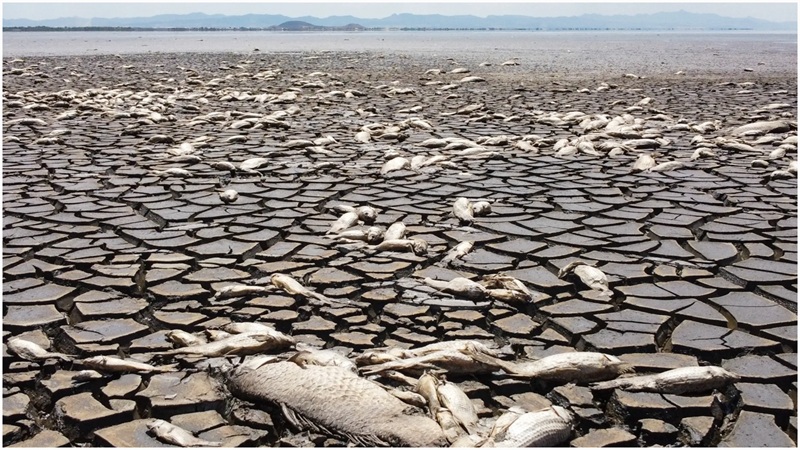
[{"left": 2, "top": 51, "right": 797, "bottom": 447}]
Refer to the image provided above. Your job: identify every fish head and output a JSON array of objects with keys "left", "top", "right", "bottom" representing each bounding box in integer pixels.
[
  {"left": 82, "top": 356, "right": 107, "bottom": 367},
  {"left": 411, "top": 239, "right": 428, "bottom": 256},
  {"left": 355, "top": 350, "right": 399, "bottom": 365}
]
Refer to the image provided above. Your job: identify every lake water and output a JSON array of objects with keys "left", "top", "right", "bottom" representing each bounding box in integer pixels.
[{"left": 3, "top": 30, "right": 797, "bottom": 75}]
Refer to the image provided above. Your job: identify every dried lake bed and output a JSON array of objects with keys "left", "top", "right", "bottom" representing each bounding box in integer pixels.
[{"left": 2, "top": 31, "right": 798, "bottom": 447}]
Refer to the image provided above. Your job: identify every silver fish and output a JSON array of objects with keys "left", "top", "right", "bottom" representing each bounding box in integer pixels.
[
  {"left": 228, "top": 361, "right": 446, "bottom": 447},
  {"left": 591, "top": 366, "right": 739, "bottom": 394},
  {"left": 424, "top": 277, "right": 486, "bottom": 300},
  {"left": 381, "top": 157, "right": 410, "bottom": 175},
  {"left": 270, "top": 273, "right": 354, "bottom": 306},
  {"left": 82, "top": 355, "right": 176, "bottom": 373},
  {"left": 166, "top": 330, "right": 206, "bottom": 347},
  {"left": 162, "top": 330, "right": 294, "bottom": 357},
  {"left": 333, "top": 226, "right": 385, "bottom": 244},
  {"left": 441, "top": 241, "right": 474, "bottom": 265},
  {"left": 375, "top": 238, "right": 428, "bottom": 255},
  {"left": 558, "top": 261, "right": 612, "bottom": 295},
  {"left": 487, "top": 406, "right": 573, "bottom": 447},
  {"left": 453, "top": 197, "right": 474, "bottom": 223},
  {"left": 146, "top": 419, "right": 223, "bottom": 447},
  {"left": 464, "top": 349, "right": 631, "bottom": 383},
  {"left": 6, "top": 338, "right": 72, "bottom": 362}
]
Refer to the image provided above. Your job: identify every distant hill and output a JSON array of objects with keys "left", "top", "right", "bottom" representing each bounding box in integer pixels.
[
  {"left": 3, "top": 11, "right": 796, "bottom": 31},
  {"left": 268, "top": 21, "right": 365, "bottom": 31}
]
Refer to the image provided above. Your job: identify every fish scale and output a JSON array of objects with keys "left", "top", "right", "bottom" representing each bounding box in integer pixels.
[{"left": 229, "top": 361, "right": 446, "bottom": 447}]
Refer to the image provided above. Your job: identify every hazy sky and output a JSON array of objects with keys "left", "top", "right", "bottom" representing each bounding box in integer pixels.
[{"left": 3, "top": 1, "right": 798, "bottom": 22}]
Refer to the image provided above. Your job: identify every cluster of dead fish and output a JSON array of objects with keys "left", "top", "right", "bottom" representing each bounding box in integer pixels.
[
  {"left": 223, "top": 338, "right": 740, "bottom": 448},
  {"left": 325, "top": 204, "right": 429, "bottom": 255}
]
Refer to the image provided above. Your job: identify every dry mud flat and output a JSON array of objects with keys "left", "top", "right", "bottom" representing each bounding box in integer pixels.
[{"left": 2, "top": 51, "right": 797, "bottom": 447}]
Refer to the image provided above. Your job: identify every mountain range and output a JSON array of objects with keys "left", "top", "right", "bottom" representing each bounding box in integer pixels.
[{"left": 4, "top": 11, "right": 797, "bottom": 31}]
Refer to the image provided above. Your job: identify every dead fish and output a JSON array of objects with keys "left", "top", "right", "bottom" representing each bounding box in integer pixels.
[
  {"left": 751, "top": 159, "right": 770, "bottom": 168},
  {"left": 424, "top": 277, "right": 486, "bottom": 300},
  {"left": 472, "top": 201, "right": 492, "bottom": 217},
  {"left": 591, "top": 366, "right": 739, "bottom": 394},
  {"left": 419, "top": 138, "right": 449, "bottom": 148},
  {"left": 437, "top": 378, "right": 479, "bottom": 435},
  {"left": 481, "top": 274, "right": 532, "bottom": 298},
  {"left": 333, "top": 226, "right": 385, "bottom": 244},
  {"left": 314, "top": 135, "right": 337, "bottom": 146},
  {"left": 375, "top": 238, "right": 428, "bottom": 255},
  {"left": 441, "top": 241, "right": 474, "bottom": 265},
  {"left": 768, "top": 169, "right": 796, "bottom": 180},
  {"left": 289, "top": 343, "right": 357, "bottom": 372},
  {"left": 437, "top": 407, "right": 465, "bottom": 443},
  {"left": 487, "top": 406, "right": 573, "bottom": 447},
  {"left": 327, "top": 211, "right": 360, "bottom": 235},
  {"left": 631, "top": 153, "right": 656, "bottom": 172},
  {"left": 361, "top": 350, "right": 498, "bottom": 376},
  {"left": 163, "top": 330, "right": 294, "bottom": 357},
  {"left": 219, "top": 189, "right": 238, "bottom": 203},
  {"left": 72, "top": 370, "right": 105, "bottom": 381},
  {"left": 147, "top": 419, "right": 223, "bottom": 447},
  {"left": 359, "top": 340, "right": 500, "bottom": 367},
  {"left": 6, "top": 337, "right": 72, "bottom": 362},
  {"left": 691, "top": 148, "right": 716, "bottom": 160},
  {"left": 213, "top": 161, "right": 237, "bottom": 171},
  {"left": 459, "top": 76, "right": 486, "bottom": 83},
  {"left": 464, "top": 350, "right": 631, "bottom": 383},
  {"left": 646, "top": 160, "right": 685, "bottom": 173},
  {"left": 223, "top": 322, "right": 279, "bottom": 334},
  {"left": 381, "top": 156, "right": 410, "bottom": 175},
  {"left": 212, "top": 284, "right": 270, "bottom": 300},
  {"left": 453, "top": 197, "right": 474, "bottom": 224},
  {"left": 152, "top": 168, "right": 192, "bottom": 177},
  {"left": 769, "top": 147, "right": 787, "bottom": 159},
  {"left": 558, "top": 260, "right": 612, "bottom": 295},
  {"left": 355, "top": 205, "right": 378, "bottom": 223},
  {"left": 355, "top": 130, "right": 372, "bottom": 143},
  {"left": 166, "top": 330, "right": 206, "bottom": 347},
  {"left": 729, "top": 120, "right": 792, "bottom": 137},
  {"left": 388, "top": 388, "right": 428, "bottom": 408},
  {"left": 228, "top": 361, "right": 446, "bottom": 447},
  {"left": 239, "top": 157, "right": 270, "bottom": 171},
  {"left": 383, "top": 222, "right": 407, "bottom": 241},
  {"left": 788, "top": 160, "right": 798, "bottom": 174},
  {"left": 82, "top": 355, "right": 176, "bottom": 373},
  {"left": 416, "top": 372, "right": 443, "bottom": 414},
  {"left": 271, "top": 273, "right": 353, "bottom": 306},
  {"left": 205, "top": 330, "right": 232, "bottom": 341}
]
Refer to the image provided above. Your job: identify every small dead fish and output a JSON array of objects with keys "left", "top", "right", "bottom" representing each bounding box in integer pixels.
[
  {"left": 213, "top": 161, "right": 237, "bottom": 171},
  {"left": 416, "top": 372, "right": 443, "bottom": 414},
  {"left": 219, "top": 189, "right": 238, "bottom": 203},
  {"left": 424, "top": 277, "right": 486, "bottom": 300},
  {"left": 591, "top": 366, "right": 739, "bottom": 394},
  {"left": 751, "top": 159, "right": 770, "bottom": 168},
  {"left": 646, "top": 161, "right": 685, "bottom": 173},
  {"left": 163, "top": 330, "right": 294, "bottom": 357},
  {"left": 389, "top": 388, "right": 428, "bottom": 408},
  {"left": 471, "top": 201, "right": 492, "bottom": 217},
  {"left": 289, "top": 343, "right": 357, "bottom": 372},
  {"left": 453, "top": 197, "right": 474, "bottom": 224},
  {"left": 381, "top": 156, "right": 410, "bottom": 175},
  {"left": 166, "top": 330, "right": 206, "bottom": 347},
  {"left": 147, "top": 419, "right": 223, "bottom": 447},
  {"left": 271, "top": 273, "right": 354, "bottom": 306},
  {"left": 441, "top": 241, "right": 474, "bottom": 265},
  {"left": 488, "top": 406, "right": 573, "bottom": 447},
  {"left": 383, "top": 222, "right": 407, "bottom": 241},
  {"left": 6, "top": 338, "right": 72, "bottom": 362},
  {"left": 769, "top": 147, "right": 787, "bottom": 159},
  {"left": 558, "top": 261, "right": 611, "bottom": 295},
  {"left": 437, "top": 379, "right": 479, "bottom": 435},
  {"left": 691, "top": 148, "right": 716, "bottom": 160},
  {"left": 631, "top": 153, "right": 656, "bottom": 172},
  {"left": 375, "top": 238, "right": 428, "bottom": 255},
  {"left": 361, "top": 350, "right": 497, "bottom": 376},
  {"left": 239, "top": 157, "right": 270, "bottom": 171},
  {"left": 328, "top": 211, "right": 360, "bottom": 235},
  {"left": 212, "top": 284, "right": 270, "bottom": 300},
  {"left": 333, "top": 226, "right": 385, "bottom": 244},
  {"left": 481, "top": 274, "right": 532, "bottom": 299},
  {"left": 223, "top": 322, "right": 279, "bottom": 334},
  {"left": 355, "top": 130, "right": 372, "bottom": 143},
  {"left": 152, "top": 168, "right": 192, "bottom": 177},
  {"left": 82, "top": 355, "right": 175, "bottom": 373},
  {"left": 72, "top": 370, "right": 105, "bottom": 381}
]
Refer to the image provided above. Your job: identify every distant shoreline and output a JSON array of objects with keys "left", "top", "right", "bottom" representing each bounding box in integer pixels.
[{"left": 3, "top": 26, "right": 762, "bottom": 33}]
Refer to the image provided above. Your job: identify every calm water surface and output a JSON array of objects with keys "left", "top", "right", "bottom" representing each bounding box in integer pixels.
[{"left": 3, "top": 30, "right": 797, "bottom": 75}]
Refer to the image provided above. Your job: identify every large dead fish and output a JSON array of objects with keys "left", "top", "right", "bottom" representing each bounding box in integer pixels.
[
  {"left": 161, "top": 330, "right": 294, "bottom": 357},
  {"left": 463, "top": 349, "right": 631, "bottom": 383},
  {"left": 228, "top": 360, "right": 446, "bottom": 447},
  {"left": 6, "top": 338, "right": 72, "bottom": 362},
  {"left": 146, "top": 419, "right": 223, "bottom": 447},
  {"left": 591, "top": 366, "right": 739, "bottom": 394}
]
